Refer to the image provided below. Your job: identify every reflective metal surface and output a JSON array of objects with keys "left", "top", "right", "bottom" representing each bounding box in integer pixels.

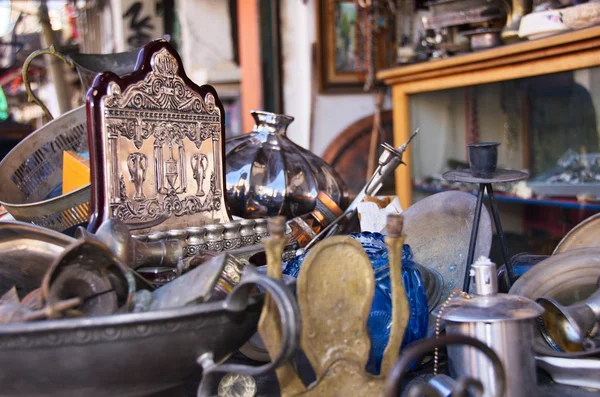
[
  {"left": 509, "top": 248, "right": 600, "bottom": 353},
  {"left": 536, "top": 355, "right": 600, "bottom": 389},
  {"left": 87, "top": 40, "right": 231, "bottom": 234},
  {"left": 384, "top": 334, "right": 506, "bottom": 397},
  {"left": 68, "top": 49, "right": 139, "bottom": 94},
  {"left": 225, "top": 111, "right": 348, "bottom": 219},
  {"left": 509, "top": 248, "right": 600, "bottom": 306},
  {"left": 301, "top": 130, "right": 418, "bottom": 250},
  {"left": 78, "top": 218, "right": 184, "bottom": 270},
  {"left": 537, "top": 288, "right": 600, "bottom": 352}
]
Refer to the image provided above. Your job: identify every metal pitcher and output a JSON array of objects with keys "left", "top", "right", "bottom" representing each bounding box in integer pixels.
[{"left": 439, "top": 257, "right": 544, "bottom": 397}]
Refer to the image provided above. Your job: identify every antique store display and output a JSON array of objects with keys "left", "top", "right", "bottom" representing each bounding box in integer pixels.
[
  {"left": 443, "top": 142, "right": 528, "bottom": 291},
  {"left": 0, "top": 43, "right": 145, "bottom": 233},
  {"left": 439, "top": 257, "right": 544, "bottom": 397},
  {"left": 2, "top": 6, "right": 600, "bottom": 394},
  {"left": 528, "top": 150, "right": 600, "bottom": 199},
  {"left": 225, "top": 111, "right": 348, "bottom": 220},
  {"left": 422, "top": 0, "right": 506, "bottom": 57}
]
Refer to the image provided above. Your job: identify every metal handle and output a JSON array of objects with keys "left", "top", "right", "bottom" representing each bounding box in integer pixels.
[
  {"left": 196, "top": 265, "right": 300, "bottom": 388},
  {"left": 384, "top": 334, "right": 506, "bottom": 397},
  {"left": 22, "top": 45, "right": 75, "bottom": 120}
]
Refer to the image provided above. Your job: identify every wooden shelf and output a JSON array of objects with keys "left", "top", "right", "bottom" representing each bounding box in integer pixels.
[
  {"left": 378, "top": 26, "right": 600, "bottom": 89},
  {"left": 377, "top": 27, "right": 600, "bottom": 209}
]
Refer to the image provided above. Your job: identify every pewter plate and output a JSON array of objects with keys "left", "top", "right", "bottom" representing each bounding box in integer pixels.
[
  {"left": 509, "top": 248, "right": 600, "bottom": 305},
  {"left": 553, "top": 213, "right": 600, "bottom": 254},
  {"left": 403, "top": 191, "right": 492, "bottom": 308}
]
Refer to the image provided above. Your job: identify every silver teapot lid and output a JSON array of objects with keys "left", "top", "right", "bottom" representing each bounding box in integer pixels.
[{"left": 440, "top": 257, "right": 544, "bottom": 323}]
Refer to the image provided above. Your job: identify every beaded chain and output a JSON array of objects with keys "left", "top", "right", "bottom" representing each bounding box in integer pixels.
[{"left": 434, "top": 289, "right": 472, "bottom": 375}]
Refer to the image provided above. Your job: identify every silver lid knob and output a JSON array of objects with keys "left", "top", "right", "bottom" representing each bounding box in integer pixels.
[{"left": 471, "top": 256, "right": 498, "bottom": 296}]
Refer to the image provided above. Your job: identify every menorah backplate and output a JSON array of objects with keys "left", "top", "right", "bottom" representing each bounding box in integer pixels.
[{"left": 86, "top": 40, "right": 231, "bottom": 233}]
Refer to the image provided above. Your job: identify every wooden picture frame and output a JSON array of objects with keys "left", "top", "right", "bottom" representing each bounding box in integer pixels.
[{"left": 316, "top": 0, "right": 393, "bottom": 94}]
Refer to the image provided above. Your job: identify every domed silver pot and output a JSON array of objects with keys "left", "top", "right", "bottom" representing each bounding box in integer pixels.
[{"left": 225, "top": 111, "right": 348, "bottom": 219}]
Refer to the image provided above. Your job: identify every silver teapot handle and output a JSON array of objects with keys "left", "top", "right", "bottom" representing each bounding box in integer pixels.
[{"left": 196, "top": 265, "right": 300, "bottom": 395}]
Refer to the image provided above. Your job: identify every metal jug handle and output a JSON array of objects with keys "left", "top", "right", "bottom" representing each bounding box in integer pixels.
[
  {"left": 196, "top": 265, "right": 300, "bottom": 390},
  {"left": 384, "top": 334, "right": 506, "bottom": 397},
  {"left": 22, "top": 45, "right": 75, "bottom": 120}
]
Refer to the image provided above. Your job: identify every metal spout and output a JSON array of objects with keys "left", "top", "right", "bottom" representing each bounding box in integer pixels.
[
  {"left": 537, "top": 288, "right": 600, "bottom": 352},
  {"left": 78, "top": 219, "right": 184, "bottom": 270}
]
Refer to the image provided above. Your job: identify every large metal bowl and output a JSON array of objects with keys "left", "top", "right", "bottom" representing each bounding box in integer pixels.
[{"left": 0, "top": 223, "right": 299, "bottom": 397}]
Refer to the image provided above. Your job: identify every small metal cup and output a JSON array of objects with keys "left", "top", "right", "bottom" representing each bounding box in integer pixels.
[
  {"left": 239, "top": 219, "right": 257, "bottom": 246},
  {"left": 223, "top": 222, "right": 242, "bottom": 250},
  {"left": 467, "top": 142, "right": 500, "bottom": 178},
  {"left": 254, "top": 219, "right": 269, "bottom": 243},
  {"left": 186, "top": 226, "right": 207, "bottom": 256},
  {"left": 205, "top": 224, "right": 224, "bottom": 252}
]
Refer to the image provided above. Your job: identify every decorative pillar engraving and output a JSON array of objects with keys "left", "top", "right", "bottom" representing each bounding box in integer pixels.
[
  {"left": 191, "top": 152, "right": 208, "bottom": 196},
  {"left": 127, "top": 152, "right": 147, "bottom": 201}
]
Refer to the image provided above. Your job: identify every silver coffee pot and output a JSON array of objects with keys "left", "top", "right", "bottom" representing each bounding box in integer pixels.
[{"left": 440, "top": 257, "right": 544, "bottom": 397}]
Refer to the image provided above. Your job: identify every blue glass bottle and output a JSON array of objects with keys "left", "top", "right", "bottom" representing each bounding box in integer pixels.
[{"left": 283, "top": 232, "right": 429, "bottom": 375}]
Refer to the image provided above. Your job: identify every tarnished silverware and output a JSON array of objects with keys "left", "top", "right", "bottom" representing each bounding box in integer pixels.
[
  {"left": 0, "top": 221, "right": 75, "bottom": 297},
  {"left": 145, "top": 254, "right": 227, "bottom": 310}
]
